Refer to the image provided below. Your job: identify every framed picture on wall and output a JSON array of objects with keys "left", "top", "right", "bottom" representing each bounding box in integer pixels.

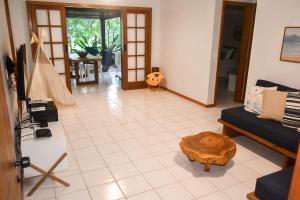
[{"left": 280, "top": 27, "right": 300, "bottom": 63}]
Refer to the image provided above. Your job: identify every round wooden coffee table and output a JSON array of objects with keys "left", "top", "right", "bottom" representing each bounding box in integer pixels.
[{"left": 179, "top": 131, "right": 236, "bottom": 172}]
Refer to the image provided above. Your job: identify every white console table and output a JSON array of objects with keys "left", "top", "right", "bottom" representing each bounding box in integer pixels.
[{"left": 21, "top": 119, "right": 68, "bottom": 178}]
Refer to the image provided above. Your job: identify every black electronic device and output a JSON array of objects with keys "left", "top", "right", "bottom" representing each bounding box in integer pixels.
[
  {"left": 16, "top": 45, "right": 26, "bottom": 101},
  {"left": 30, "top": 101, "right": 58, "bottom": 122},
  {"left": 35, "top": 129, "right": 52, "bottom": 138},
  {"left": 5, "top": 55, "right": 14, "bottom": 76},
  {"left": 39, "top": 121, "right": 48, "bottom": 128},
  {"left": 29, "top": 100, "right": 48, "bottom": 108}
]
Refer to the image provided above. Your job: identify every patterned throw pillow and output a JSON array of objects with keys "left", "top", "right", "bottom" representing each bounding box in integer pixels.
[
  {"left": 244, "top": 86, "right": 278, "bottom": 114},
  {"left": 282, "top": 92, "right": 300, "bottom": 132}
]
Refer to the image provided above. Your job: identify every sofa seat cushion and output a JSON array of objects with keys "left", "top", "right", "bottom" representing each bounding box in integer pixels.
[
  {"left": 255, "top": 167, "right": 293, "bottom": 200},
  {"left": 221, "top": 106, "right": 300, "bottom": 153}
]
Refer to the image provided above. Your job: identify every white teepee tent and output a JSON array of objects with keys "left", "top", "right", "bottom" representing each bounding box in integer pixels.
[{"left": 27, "top": 30, "right": 78, "bottom": 109}]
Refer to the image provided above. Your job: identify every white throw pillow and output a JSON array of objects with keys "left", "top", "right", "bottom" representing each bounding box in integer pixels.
[{"left": 244, "top": 86, "right": 278, "bottom": 114}]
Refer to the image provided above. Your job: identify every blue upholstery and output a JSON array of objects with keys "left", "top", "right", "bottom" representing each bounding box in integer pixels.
[
  {"left": 220, "top": 80, "right": 300, "bottom": 153},
  {"left": 221, "top": 106, "right": 300, "bottom": 153},
  {"left": 255, "top": 167, "right": 294, "bottom": 200},
  {"left": 256, "top": 80, "right": 298, "bottom": 92},
  {"left": 101, "top": 49, "right": 113, "bottom": 72}
]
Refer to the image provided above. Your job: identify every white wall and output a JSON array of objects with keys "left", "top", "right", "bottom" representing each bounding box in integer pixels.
[
  {"left": 247, "top": 0, "right": 300, "bottom": 91},
  {"left": 9, "top": 0, "right": 33, "bottom": 75},
  {"left": 160, "top": 0, "right": 257, "bottom": 105},
  {"left": 16, "top": 0, "right": 161, "bottom": 67},
  {"left": 160, "top": 0, "right": 218, "bottom": 105}
]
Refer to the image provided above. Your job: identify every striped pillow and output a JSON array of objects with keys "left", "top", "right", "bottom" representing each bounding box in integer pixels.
[{"left": 282, "top": 92, "right": 300, "bottom": 132}]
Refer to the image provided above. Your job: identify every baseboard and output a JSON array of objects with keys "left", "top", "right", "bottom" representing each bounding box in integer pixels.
[{"left": 162, "top": 87, "right": 215, "bottom": 108}]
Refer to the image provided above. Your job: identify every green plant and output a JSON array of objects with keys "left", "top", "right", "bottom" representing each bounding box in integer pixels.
[
  {"left": 105, "top": 18, "right": 121, "bottom": 52},
  {"left": 67, "top": 17, "right": 121, "bottom": 53},
  {"left": 67, "top": 18, "right": 101, "bottom": 53},
  {"left": 76, "top": 35, "right": 101, "bottom": 51}
]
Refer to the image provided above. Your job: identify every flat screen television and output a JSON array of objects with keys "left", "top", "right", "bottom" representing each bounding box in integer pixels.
[{"left": 16, "top": 44, "right": 26, "bottom": 101}]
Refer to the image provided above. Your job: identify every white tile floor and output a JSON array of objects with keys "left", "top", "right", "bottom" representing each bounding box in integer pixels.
[{"left": 23, "top": 75, "right": 284, "bottom": 200}]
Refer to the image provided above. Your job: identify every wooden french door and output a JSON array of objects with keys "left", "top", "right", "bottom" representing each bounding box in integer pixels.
[
  {"left": 27, "top": 4, "right": 71, "bottom": 92},
  {"left": 0, "top": 66, "right": 23, "bottom": 200},
  {"left": 122, "top": 9, "right": 152, "bottom": 90}
]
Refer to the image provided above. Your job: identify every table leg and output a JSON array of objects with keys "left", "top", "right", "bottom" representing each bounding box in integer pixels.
[
  {"left": 94, "top": 61, "right": 99, "bottom": 84},
  {"left": 27, "top": 153, "right": 69, "bottom": 197},
  {"left": 74, "top": 62, "right": 80, "bottom": 85},
  {"left": 30, "top": 164, "right": 70, "bottom": 187},
  {"left": 204, "top": 163, "right": 211, "bottom": 172}
]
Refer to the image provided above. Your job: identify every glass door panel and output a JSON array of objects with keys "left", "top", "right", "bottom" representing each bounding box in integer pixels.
[
  {"left": 128, "top": 57, "right": 136, "bottom": 69},
  {"left": 51, "top": 27, "right": 63, "bottom": 42},
  {"left": 53, "top": 59, "right": 65, "bottom": 73},
  {"left": 36, "top": 9, "right": 48, "bottom": 25},
  {"left": 128, "top": 71, "right": 136, "bottom": 82},
  {"left": 137, "top": 56, "right": 145, "bottom": 68},
  {"left": 43, "top": 44, "right": 52, "bottom": 58},
  {"left": 137, "top": 43, "right": 145, "bottom": 55},
  {"left": 38, "top": 27, "right": 51, "bottom": 42},
  {"left": 52, "top": 44, "right": 64, "bottom": 58},
  {"left": 137, "top": 70, "right": 145, "bottom": 81},
  {"left": 49, "top": 10, "right": 61, "bottom": 25},
  {"left": 137, "top": 29, "right": 145, "bottom": 41},
  {"left": 137, "top": 14, "right": 145, "bottom": 27}
]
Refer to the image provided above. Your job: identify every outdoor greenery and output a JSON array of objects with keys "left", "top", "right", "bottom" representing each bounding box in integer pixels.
[
  {"left": 67, "top": 18, "right": 101, "bottom": 53},
  {"left": 67, "top": 17, "right": 121, "bottom": 53},
  {"left": 105, "top": 18, "right": 121, "bottom": 52}
]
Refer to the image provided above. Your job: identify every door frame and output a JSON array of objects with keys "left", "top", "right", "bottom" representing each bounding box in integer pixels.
[
  {"left": 214, "top": 1, "right": 256, "bottom": 104},
  {"left": 26, "top": 1, "right": 152, "bottom": 91}
]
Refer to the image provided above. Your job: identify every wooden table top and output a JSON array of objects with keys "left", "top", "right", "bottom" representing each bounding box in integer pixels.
[
  {"left": 69, "top": 53, "right": 102, "bottom": 62},
  {"left": 180, "top": 131, "right": 236, "bottom": 171}
]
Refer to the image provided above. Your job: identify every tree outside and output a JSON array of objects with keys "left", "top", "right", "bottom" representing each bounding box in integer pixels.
[{"left": 67, "top": 17, "right": 121, "bottom": 54}]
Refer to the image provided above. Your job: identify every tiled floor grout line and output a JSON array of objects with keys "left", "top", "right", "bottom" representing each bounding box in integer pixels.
[
  {"left": 94, "top": 127, "right": 168, "bottom": 200},
  {"left": 66, "top": 116, "right": 227, "bottom": 200},
  {"left": 70, "top": 110, "right": 196, "bottom": 200},
  {"left": 24, "top": 83, "right": 283, "bottom": 200},
  {"left": 61, "top": 113, "right": 94, "bottom": 200}
]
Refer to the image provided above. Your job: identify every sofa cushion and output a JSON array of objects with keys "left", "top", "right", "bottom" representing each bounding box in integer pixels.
[
  {"left": 282, "top": 92, "right": 300, "bottom": 131},
  {"left": 255, "top": 167, "right": 293, "bottom": 200},
  {"left": 260, "top": 90, "right": 288, "bottom": 121},
  {"left": 256, "top": 80, "right": 298, "bottom": 92},
  {"left": 221, "top": 106, "right": 300, "bottom": 153},
  {"left": 244, "top": 85, "right": 278, "bottom": 114}
]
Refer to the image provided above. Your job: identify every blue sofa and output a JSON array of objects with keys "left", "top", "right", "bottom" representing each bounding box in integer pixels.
[
  {"left": 248, "top": 143, "right": 300, "bottom": 200},
  {"left": 219, "top": 80, "right": 300, "bottom": 166},
  {"left": 254, "top": 167, "right": 293, "bottom": 200}
]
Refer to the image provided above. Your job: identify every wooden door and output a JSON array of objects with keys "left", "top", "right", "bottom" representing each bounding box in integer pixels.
[
  {"left": 27, "top": 4, "right": 71, "bottom": 92},
  {"left": 0, "top": 65, "right": 23, "bottom": 200},
  {"left": 234, "top": 3, "right": 256, "bottom": 102},
  {"left": 122, "top": 9, "right": 152, "bottom": 90}
]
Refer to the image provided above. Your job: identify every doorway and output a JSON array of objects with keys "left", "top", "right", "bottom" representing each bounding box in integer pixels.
[
  {"left": 66, "top": 8, "right": 122, "bottom": 90},
  {"left": 214, "top": 1, "right": 256, "bottom": 106}
]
